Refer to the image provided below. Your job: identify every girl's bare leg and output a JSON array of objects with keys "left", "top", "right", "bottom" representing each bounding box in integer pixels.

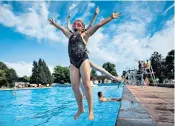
[
  {"left": 70, "top": 64, "right": 84, "bottom": 120},
  {"left": 80, "top": 59, "right": 94, "bottom": 120},
  {"left": 80, "top": 79, "right": 86, "bottom": 98},
  {"left": 90, "top": 61, "right": 125, "bottom": 82}
]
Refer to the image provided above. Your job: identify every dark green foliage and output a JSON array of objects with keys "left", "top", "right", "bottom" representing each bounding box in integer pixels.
[
  {"left": 30, "top": 59, "right": 52, "bottom": 85},
  {"left": 102, "top": 62, "right": 118, "bottom": 76},
  {"left": 150, "top": 50, "right": 175, "bottom": 82},
  {"left": 52, "top": 66, "right": 70, "bottom": 84},
  {"left": 0, "top": 70, "right": 7, "bottom": 87},
  {"left": 165, "top": 50, "right": 174, "bottom": 79},
  {"left": 30, "top": 61, "right": 39, "bottom": 84},
  {"left": 0, "top": 62, "right": 18, "bottom": 87},
  {"left": 5, "top": 68, "right": 18, "bottom": 87},
  {"left": 150, "top": 52, "right": 163, "bottom": 82},
  {"left": 90, "top": 69, "right": 97, "bottom": 79},
  {"left": 18, "top": 76, "right": 31, "bottom": 82}
]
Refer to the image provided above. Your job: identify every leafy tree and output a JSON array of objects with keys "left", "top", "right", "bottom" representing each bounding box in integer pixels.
[
  {"left": 150, "top": 52, "right": 165, "bottom": 83},
  {"left": 0, "top": 62, "right": 18, "bottom": 87},
  {"left": 52, "top": 66, "right": 70, "bottom": 84},
  {"left": 30, "top": 59, "right": 53, "bottom": 85},
  {"left": 0, "top": 70, "right": 7, "bottom": 87},
  {"left": 0, "top": 62, "right": 8, "bottom": 70},
  {"left": 30, "top": 61, "right": 39, "bottom": 84},
  {"left": 165, "top": 50, "right": 174, "bottom": 79},
  {"left": 5, "top": 68, "right": 18, "bottom": 87},
  {"left": 91, "top": 69, "right": 97, "bottom": 79},
  {"left": 102, "top": 62, "right": 117, "bottom": 76},
  {"left": 122, "top": 71, "right": 127, "bottom": 77},
  {"left": 18, "top": 76, "right": 30, "bottom": 82},
  {"left": 42, "top": 60, "right": 52, "bottom": 84},
  {"left": 38, "top": 59, "right": 47, "bottom": 84}
]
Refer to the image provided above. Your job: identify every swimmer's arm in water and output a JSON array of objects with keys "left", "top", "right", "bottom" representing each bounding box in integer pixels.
[
  {"left": 100, "top": 98, "right": 122, "bottom": 102},
  {"left": 86, "top": 11, "right": 121, "bottom": 37},
  {"left": 86, "top": 6, "right": 100, "bottom": 30},
  {"left": 49, "top": 18, "right": 72, "bottom": 38}
]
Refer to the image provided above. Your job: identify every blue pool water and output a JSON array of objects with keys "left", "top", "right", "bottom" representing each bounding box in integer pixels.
[{"left": 0, "top": 84, "right": 123, "bottom": 126}]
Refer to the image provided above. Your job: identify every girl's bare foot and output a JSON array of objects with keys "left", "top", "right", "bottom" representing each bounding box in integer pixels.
[
  {"left": 88, "top": 112, "right": 94, "bottom": 120},
  {"left": 74, "top": 108, "right": 85, "bottom": 120}
]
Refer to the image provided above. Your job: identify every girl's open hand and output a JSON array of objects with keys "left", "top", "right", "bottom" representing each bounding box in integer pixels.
[
  {"left": 111, "top": 12, "right": 121, "bottom": 19},
  {"left": 49, "top": 18, "right": 55, "bottom": 25},
  {"left": 95, "top": 7, "right": 100, "bottom": 15}
]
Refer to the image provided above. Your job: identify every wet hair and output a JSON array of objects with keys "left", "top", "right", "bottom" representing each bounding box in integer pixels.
[{"left": 97, "top": 91, "right": 102, "bottom": 98}]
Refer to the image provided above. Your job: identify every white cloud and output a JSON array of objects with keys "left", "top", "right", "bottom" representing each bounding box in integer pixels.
[
  {"left": 5, "top": 62, "right": 33, "bottom": 77},
  {"left": 0, "top": 2, "right": 67, "bottom": 44},
  {"left": 69, "top": 3, "right": 78, "bottom": 10},
  {"left": 5, "top": 61, "right": 54, "bottom": 77},
  {"left": 75, "top": 2, "right": 96, "bottom": 26},
  {"left": 86, "top": 2, "right": 174, "bottom": 75}
]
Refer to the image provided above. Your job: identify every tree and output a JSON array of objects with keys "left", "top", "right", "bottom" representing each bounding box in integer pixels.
[
  {"left": 42, "top": 60, "right": 52, "bottom": 84},
  {"left": 91, "top": 69, "right": 97, "bottom": 79},
  {"left": 30, "top": 61, "right": 39, "bottom": 84},
  {"left": 0, "top": 70, "right": 7, "bottom": 87},
  {"left": 18, "top": 76, "right": 30, "bottom": 82},
  {"left": 102, "top": 62, "right": 118, "bottom": 76},
  {"left": 0, "top": 62, "right": 8, "bottom": 70},
  {"left": 165, "top": 50, "right": 174, "bottom": 79},
  {"left": 150, "top": 52, "right": 164, "bottom": 82},
  {"left": 38, "top": 59, "right": 47, "bottom": 84},
  {"left": 0, "top": 62, "right": 18, "bottom": 87},
  {"left": 5, "top": 68, "right": 18, "bottom": 87},
  {"left": 52, "top": 66, "right": 70, "bottom": 84},
  {"left": 30, "top": 59, "right": 53, "bottom": 85},
  {"left": 122, "top": 71, "right": 127, "bottom": 77}
]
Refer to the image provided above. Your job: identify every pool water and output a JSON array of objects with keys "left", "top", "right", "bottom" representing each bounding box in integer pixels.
[{"left": 0, "top": 84, "right": 123, "bottom": 126}]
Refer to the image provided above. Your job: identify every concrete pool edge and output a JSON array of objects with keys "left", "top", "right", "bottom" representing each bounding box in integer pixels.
[{"left": 116, "top": 86, "right": 158, "bottom": 126}]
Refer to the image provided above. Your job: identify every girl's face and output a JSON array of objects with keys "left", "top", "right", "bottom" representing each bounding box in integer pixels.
[{"left": 72, "top": 21, "right": 84, "bottom": 32}]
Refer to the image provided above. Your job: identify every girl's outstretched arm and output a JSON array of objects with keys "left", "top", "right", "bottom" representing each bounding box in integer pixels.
[
  {"left": 49, "top": 18, "right": 72, "bottom": 38},
  {"left": 67, "top": 14, "right": 71, "bottom": 31},
  {"left": 86, "top": 12, "right": 120, "bottom": 37},
  {"left": 86, "top": 7, "right": 100, "bottom": 30}
]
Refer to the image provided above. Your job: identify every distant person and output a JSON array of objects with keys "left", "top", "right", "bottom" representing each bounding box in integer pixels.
[
  {"left": 144, "top": 77, "right": 150, "bottom": 86},
  {"left": 138, "top": 61, "right": 141, "bottom": 71},
  {"left": 146, "top": 60, "right": 150, "bottom": 69},
  {"left": 97, "top": 91, "right": 122, "bottom": 102}
]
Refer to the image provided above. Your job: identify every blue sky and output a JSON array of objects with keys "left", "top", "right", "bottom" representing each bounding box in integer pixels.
[{"left": 0, "top": 1, "right": 174, "bottom": 77}]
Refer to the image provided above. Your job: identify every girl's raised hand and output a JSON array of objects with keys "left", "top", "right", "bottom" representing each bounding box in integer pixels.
[
  {"left": 111, "top": 12, "right": 121, "bottom": 19},
  {"left": 68, "top": 14, "right": 71, "bottom": 18},
  {"left": 49, "top": 18, "right": 55, "bottom": 25},
  {"left": 95, "top": 6, "right": 100, "bottom": 15}
]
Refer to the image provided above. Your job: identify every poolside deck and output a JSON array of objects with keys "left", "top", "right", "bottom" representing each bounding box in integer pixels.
[{"left": 116, "top": 85, "right": 174, "bottom": 126}]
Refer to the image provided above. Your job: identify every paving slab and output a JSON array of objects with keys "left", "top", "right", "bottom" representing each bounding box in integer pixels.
[
  {"left": 116, "top": 86, "right": 157, "bottom": 126},
  {"left": 127, "top": 85, "right": 174, "bottom": 126}
]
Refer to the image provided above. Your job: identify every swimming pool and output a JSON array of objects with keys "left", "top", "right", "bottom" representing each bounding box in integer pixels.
[{"left": 0, "top": 84, "right": 123, "bottom": 126}]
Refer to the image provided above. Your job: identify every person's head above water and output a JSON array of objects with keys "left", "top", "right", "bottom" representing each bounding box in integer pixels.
[
  {"left": 72, "top": 20, "right": 85, "bottom": 33},
  {"left": 97, "top": 91, "right": 103, "bottom": 98}
]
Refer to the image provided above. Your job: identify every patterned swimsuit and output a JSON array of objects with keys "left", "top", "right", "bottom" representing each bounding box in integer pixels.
[{"left": 68, "top": 34, "right": 89, "bottom": 69}]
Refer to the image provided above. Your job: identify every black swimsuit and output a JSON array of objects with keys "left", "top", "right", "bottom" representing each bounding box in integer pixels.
[{"left": 68, "top": 34, "right": 89, "bottom": 69}]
